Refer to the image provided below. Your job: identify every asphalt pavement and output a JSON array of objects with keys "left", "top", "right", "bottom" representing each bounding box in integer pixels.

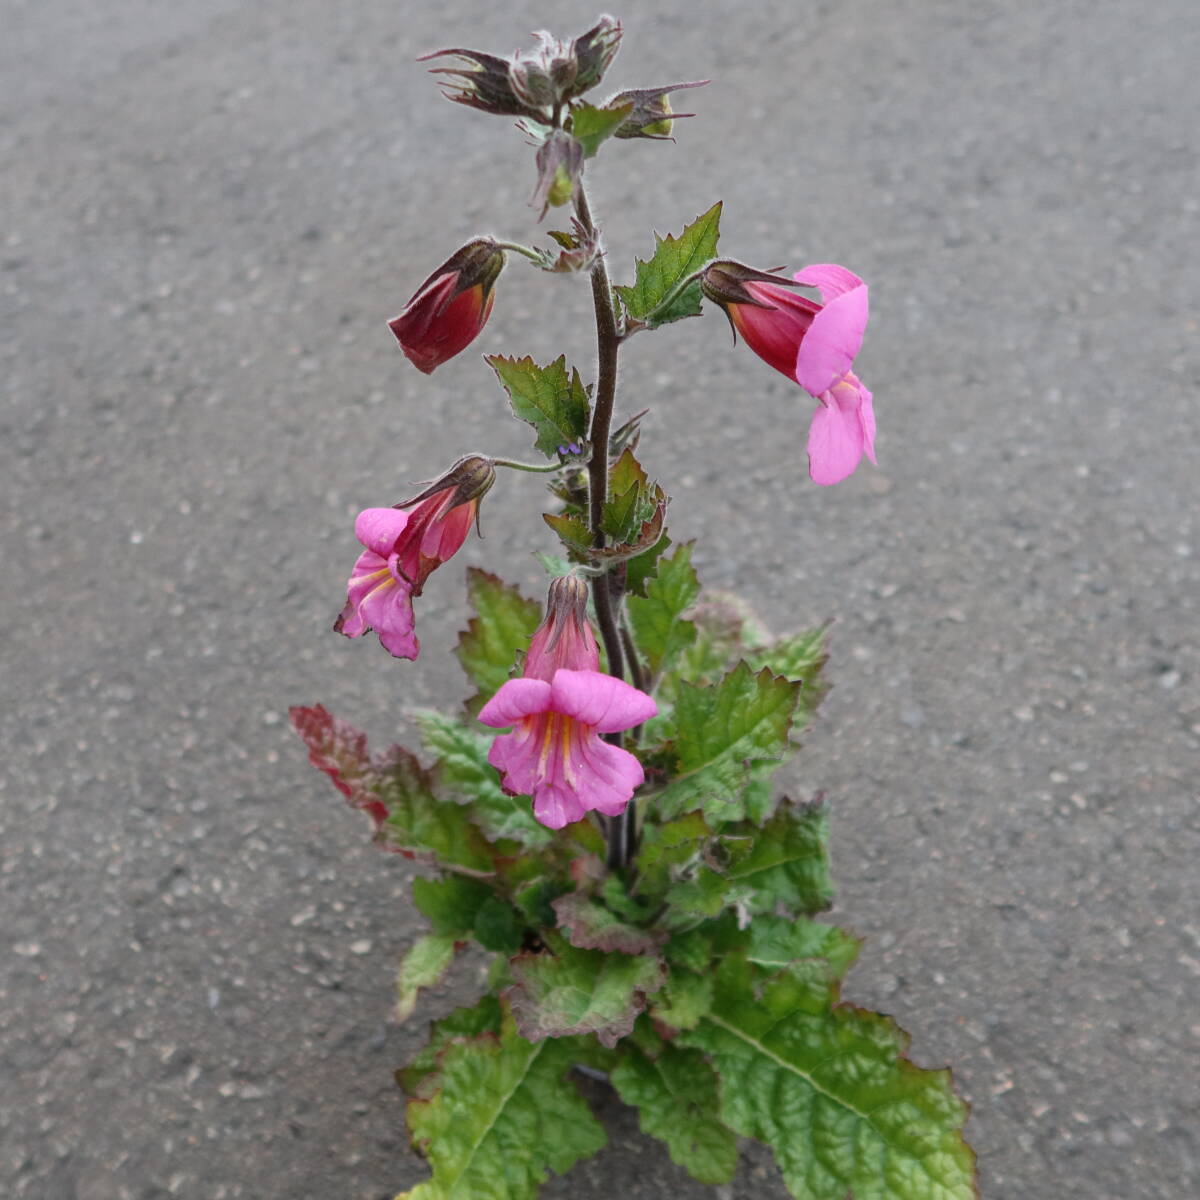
[{"left": 2, "top": 1, "right": 1197, "bottom": 1197}]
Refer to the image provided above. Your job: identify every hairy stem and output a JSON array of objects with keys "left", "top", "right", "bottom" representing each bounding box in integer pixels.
[{"left": 575, "top": 182, "right": 630, "bottom": 870}]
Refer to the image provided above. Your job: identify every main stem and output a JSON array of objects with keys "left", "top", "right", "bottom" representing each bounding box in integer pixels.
[{"left": 575, "top": 183, "right": 630, "bottom": 870}]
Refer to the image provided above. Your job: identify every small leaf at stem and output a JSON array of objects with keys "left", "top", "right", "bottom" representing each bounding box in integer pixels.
[
  {"left": 616, "top": 201, "right": 722, "bottom": 327},
  {"left": 627, "top": 541, "right": 700, "bottom": 677},
  {"left": 487, "top": 354, "right": 591, "bottom": 460},
  {"left": 654, "top": 663, "right": 802, "bottom": 823},
  {"left": 569, "top": 99, "right": 635, "bottom": 157}
]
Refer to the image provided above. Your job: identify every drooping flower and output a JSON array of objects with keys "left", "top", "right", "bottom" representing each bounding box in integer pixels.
[
  {"left": 701, "top": 259, "right": 874, "bottom": 486},
  {"left": 388, "top": 239, "right": 505, "bottom": 374},
  {"left": 478, "top": 576, "right": 657, "bottom": 829},
  {"left": 335, "top": 456, "right": 495, "bottom": 660}
]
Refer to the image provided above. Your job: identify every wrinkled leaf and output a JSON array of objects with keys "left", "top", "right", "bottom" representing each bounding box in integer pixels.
[
  {"left": 616, "top": 201, "right": 722, "bottom": 327},
  {"left": 724, "top": 799, "right": 833, "bottom": 915},
  {"left": 553, "top": 892, "right": 665, "bottom": 956},
  {"left": 487, "top": 354, "right": 590, "bottom": 460},
  {"left": 397, "top": 994, "right": 503, "bottom": 1098},
  {"left": 506, "top": 937, "right": 666, "bottom": 1048},
  {"left": 610, "top": 1041, "right": 737, "bottom": 1184},
  {"left": 400, "top": 1011, "right": 607, "bottom": 1199},
  {"left": 412, "top": 874, "right": 493, "bottom": 936},
  {"left": 682, "top": 952, "right": 978, "bottom": 1200}
]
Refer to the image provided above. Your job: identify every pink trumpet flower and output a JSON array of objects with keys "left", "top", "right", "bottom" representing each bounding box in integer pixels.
[
  {"left": 478, "top": 577, "right": 658, "bottom": 830},
  {"left": 701, "top": 259, "right": 875, "bottom": 486},
  {"left": 335, "top": 456, "right": 494, "bottom": 660}
]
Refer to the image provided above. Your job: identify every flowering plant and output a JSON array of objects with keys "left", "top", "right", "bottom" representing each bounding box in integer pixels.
[{"left": 292, "top": 15, "right": 976, "bottom": 1198}]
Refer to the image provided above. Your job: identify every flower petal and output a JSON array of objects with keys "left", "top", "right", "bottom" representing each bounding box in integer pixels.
[
  {"left": 793, "top": 263, "right": 865, "bottom": 303},
  {"left": 807, "top": 390, "right": 867, "bottom": 486},
  {"left": 549, "top": 669, "right": 658, "bottom": 733},
  {"left": 794, "top": 282, "right": 869, "bottom": 397},
  {"left": 574, "top": 736, "right": 644, "bottom": 816},
  {"left": 354, "top": 507, "right": 410, "bottom": 558},
  {"left": 478, "top": 678, "right": 554, "bottom": 727},
  {"left": 532, "top": 782, "right": 587, "bottom": 830}
]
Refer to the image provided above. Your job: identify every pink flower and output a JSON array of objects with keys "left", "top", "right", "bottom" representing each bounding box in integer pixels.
[
  {"left": 335, "top": 457, "right": 494, "bottom": 660},
  {"left": 388, "top": 239, "right": 505, "bottom": 374},
  {"left": 478, "top": 577, "right": 657, "bottom": 829},
  {"left": 701, "top": 259, "right": 875, "bottom": 486}
]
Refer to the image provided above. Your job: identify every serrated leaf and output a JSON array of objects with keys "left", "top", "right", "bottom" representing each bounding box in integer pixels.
[
  {"left": 415, "top": 710, "right": 552, "bottom": 850},
  {"left": 396, "top": 933, "right": 459, "bottom": 1023},
  {"left": 454, "top": 569, "right": 542, "bottom": 715},
  {"left": 400, "top": 1011, "right": 607, "bottom": 1199},
  {"left": 654, "top": 663, "right": 802, "bottom": 823},
  {"left": 506, "top": 938, "right": 666, "bottom": 1048},
  {"left": 681, "top": 953, "right": 977, "bottom": 1200},
  {"left": 601, "top": 447, "right": 664, "bottom": 546},
  {"left": 610, "top": 1041, "right": 737, "bottom": 1184},
  {"left": 615, "top": 201, "right": 722, "bottom": 327},
  {"left": 290, "top": 705, "right": 493, "bottom": 874},
  {"left": 553, "top": 892, "right": 665, "bottom": 955},
  {"left": 569, "top": 99, "right": 634, "bottom": 157},
  {"left": 543, "top": 510, "right": 593, "bottom": 554},
  {"left": 412, "top": 874, "right": 494, "bottom": 936},
  {"left": 627, "top": 542, "right": 700, "bottom": 677},
  {"left": 487, "top": 354, "right": 591, "bottom": 460},
  {"left": 749, "top": 625, "right": 831, "bottom": 729},
  {"left": 724, "top": 799, "right": 833, "bottom": 915}
]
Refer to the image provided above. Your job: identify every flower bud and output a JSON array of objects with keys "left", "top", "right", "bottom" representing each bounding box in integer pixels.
[
  {"left": 531, "top": 130, "right": 584, "bottom": 219},
  {"left": 570, "top": 15, "right": 622, "bottom": 97},
  {"left": 609, "top": 80, "right": 707, "bottom": 140},
  {"left": 418, "top": 47, "right": 545, "bottom": 119},
  {"left": 388, "top": 239, "right": 506, "bottom": 374}
]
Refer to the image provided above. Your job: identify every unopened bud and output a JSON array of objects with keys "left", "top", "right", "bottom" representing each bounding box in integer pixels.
[
  {"left": 531, "top": 130, "right": 584, "bottom": 219},
  {"left": 419, "top": 47, "right": 545, "bottom": 120},
  {"left": 609, "top": 80, "right": 708, "bottom": 140},
  {"left": 570, "top": 15, "right": 622, "bottom": 97}
]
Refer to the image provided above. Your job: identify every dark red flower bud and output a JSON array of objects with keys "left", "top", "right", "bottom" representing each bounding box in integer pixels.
[
  {"left": 608, "top": 80, "right": 708, "bottom": 140},
  {"left": 388, "top": 239, "right": 506, "bottom": 374}
]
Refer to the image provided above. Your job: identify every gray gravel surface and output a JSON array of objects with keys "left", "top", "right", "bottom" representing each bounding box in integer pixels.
[{"left": 3, "top": 1, "right": 1197, "bottom": 1197}]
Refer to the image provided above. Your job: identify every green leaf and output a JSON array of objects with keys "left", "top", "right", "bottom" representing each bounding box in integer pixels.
[
  {"left": 654, "top": 663, "right": 802, "bottom": 823},
  {"left": 542, "top": 510, "right": 593, "bottom": 555},
  {"left": 400, "top": 1010, "right": 607, "bottom": 1199},
  {"left": 610, "top": 1041, "right": 738, "bottom": 1185},
  {"left": 290, "top": 706, "right": 493, "bottom": 874},
  {"left": 486, "top": 354, "right": 591, "bottom": 460},
  {"left": 412, "top": 874, "right": 494, "bottom": 936},
  {"left": 396, "top": 933, "right": 459, "bottom": 1023},
  {"left": 623, "top": 533, "right": 670, "bottom": 598},
  {"left": 681, "top": 953, "right": 977, "bottom": 1200},
  {"left": 506, "top": 937, "right": 666, "bottom": 1048},
  {"left": 454, "top": 569, "right": 542, "bottom": 715},
  {"left": 627, "top": 542, "right": 700, "bottom": 676},
  {"left": 615, "top": 201, "right": 722, "bottom": 327},
  {"left": 648, "top": 967, "right": 714, "bottom": 1032},
  {"left": 398, "top": 994, "right": 503, "bottom": 1098},
  {"left": 747, "top": 913, "right": 861, "bottom": 979},
  {"left": 724, "top": 799, "right": 833, "bottom": 915},
  {"left": 473, "top": 895, "right": 524, "bottom": 954},
  {"left": 569, "top": 99, "right": 634, "bottom": 157},
  {"left": 748, "top": 624, "right": 831, "bottom": 729},
  {"left": 553, "top": 892, "right": 665, "bottom": 956},
  {"left": 415, "top": 710, "right": 553, "bottom": 850}
]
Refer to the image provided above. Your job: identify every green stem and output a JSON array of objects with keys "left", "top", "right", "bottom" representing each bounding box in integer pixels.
[
  {"left": 575, "top": 182, "right": 630, "bottom": 871},
  {"left": 492, "top": 239, "right": 547, "bottom": 264},
  {"left": 491, "top": 456, "right": 567, "bottom": 474}
]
